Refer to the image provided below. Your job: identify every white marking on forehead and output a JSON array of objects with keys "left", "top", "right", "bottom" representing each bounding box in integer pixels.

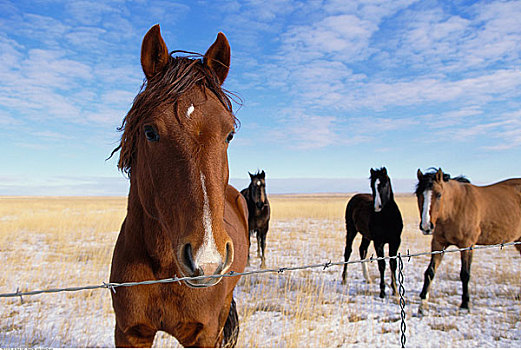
[
  {"left": 186, "top": 104, "right": 195, "bottom": 119},
  {"left": 195, "top": 172, "right": 221, "bottom": 266},
  {"left": 256, "top": 181, "right": 261, "bottom": 186},
  {"left": 374, "top": 179, "right": 382, "bottom": 212},
  {"left": 421, "top": 190, "right": 432, "bottom": 231}
]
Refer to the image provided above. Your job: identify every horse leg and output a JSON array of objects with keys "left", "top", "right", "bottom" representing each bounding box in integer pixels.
[
  {"left": 247, "top": 230, "right": 253, "bottom": 267},
  {"left": 221, "top": 297, "right": 240, "bottom": 347},
  {"left": 114, "top": 323, "right": 156, "bottom": 348},
  {"left": 256, "top": 229, "right": 262, "bottom": 258},
  {"left": 259, "top": 225, "right": 268, "bottom": 269},
  {"left": 341, "top": 222, "right": 357, "bottom": 284},
  {"left": 460, "top": 249, "right": 473, "bottom": 310},
  {"left": 359, "top": 237, "right": 372, "bottom": 284},
  {"left": 419, "top": 240, "right": 446, "bottom": 314},
  {"left": 388, "top": 239, "right": 401, "bottom": 296},
  {"left": 375, "top": 243, "right": 386, "bottom": 298}
]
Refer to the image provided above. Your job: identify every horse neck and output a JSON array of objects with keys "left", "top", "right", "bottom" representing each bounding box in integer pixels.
[
  {"left": 439, "top": 180, "right": 466, "bottom": 220},
  {"left": 247, "top": 183, "right": 258, "bottom": 203},
  {"left": 388, "top": 181, "right": 395, "bottom": 202}
]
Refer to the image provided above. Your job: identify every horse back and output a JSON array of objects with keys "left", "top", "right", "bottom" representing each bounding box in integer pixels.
[
  {"left": 474, "top": 178, "right": 521, "bottom": 244},
  {"left": 225, "top": 185, "right": 249, "bottom": 272}
]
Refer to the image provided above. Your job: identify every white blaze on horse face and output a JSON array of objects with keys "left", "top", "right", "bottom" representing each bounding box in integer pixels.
[
  {"left": 194, "top": 172, "right": 222, "bottom": 268},
  {"left": 186, "top": 104, "right": 195, "bottom": 118},
  {"left": 374, "top": 179, "right": 382, "bottom": 212},
  {"left": 421, "top": 190, "right": 432, "bottom": 233},
  {"left": 256, "top": 181, "right": 261, "bottom": 186}
]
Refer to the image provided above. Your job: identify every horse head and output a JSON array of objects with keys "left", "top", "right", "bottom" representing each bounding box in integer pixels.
[
  {"left": 416, "top": 168, "right": 447, "bottom": 235},
  {"left": 248, "top": 170, "right": 267, "bottom": 210},
  {"left": 370, "top": 167, "right": 392, "bottom": 213},
  {"left": 115, "top": 25, "right": 237, "bottom": 288}
]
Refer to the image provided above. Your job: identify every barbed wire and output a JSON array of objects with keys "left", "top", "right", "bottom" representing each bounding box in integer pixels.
[
  {"left": 1, "top": 241, "right": 519, "bottom": 301},
  {"left": 397, "top": 253, "right": 406, "bottom": 348}
]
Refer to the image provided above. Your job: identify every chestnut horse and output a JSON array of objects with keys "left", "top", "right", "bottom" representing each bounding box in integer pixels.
[
  {"left": 341, "top": 167, "right": 403, "bottom": 298},
  {"left": 416, "top": 168, "right": 521, "bottom": 313},
  {"left": 109, "top": 25, "right": 249, "bottom": 347}
]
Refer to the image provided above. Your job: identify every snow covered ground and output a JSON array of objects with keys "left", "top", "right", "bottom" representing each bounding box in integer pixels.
[{"left": 1, "top": 207, "right": 520, "bottom": 347}]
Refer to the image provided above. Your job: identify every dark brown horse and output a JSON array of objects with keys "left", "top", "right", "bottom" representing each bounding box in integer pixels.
[
  {"left": 109, "top": 25, "right": 249, "bottom": 347},
  {"left": 416, "top": 168, "right": 521, "bottom": 313},
  {"left": 341, "top": 167, "right": 403, "bottom": 298},
  {"left": 240, "top": 170, "right": 270, "bottom": 268}
]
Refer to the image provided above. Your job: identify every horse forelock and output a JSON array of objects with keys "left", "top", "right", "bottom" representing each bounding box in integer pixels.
[
  {"left": 415, "top": 173, "right": 435, "bottom": 196},
  {"left": 110, "top": 54, "right": 238, "bottom": 177},
  {"left": 415, "top": 168, "right": 471, "bottom": 196},
  {"left": 370, "top": 167, "right": 388, "bottom": 183}
]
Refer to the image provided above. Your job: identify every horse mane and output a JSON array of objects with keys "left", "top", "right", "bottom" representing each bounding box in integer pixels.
[
  {"left": 415, "top": 168, "right": 471, "bottom": 196},
  {"left": 109, "top": 52, "right": 238, "bottom": 177}
]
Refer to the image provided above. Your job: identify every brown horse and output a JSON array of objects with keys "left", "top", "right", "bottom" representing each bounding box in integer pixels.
[
  {"left": 109, "top": 25, "right": 249, "bottom": 347},
  {"left": 416, "top": 168, "right": 521, "bottom": 313}
]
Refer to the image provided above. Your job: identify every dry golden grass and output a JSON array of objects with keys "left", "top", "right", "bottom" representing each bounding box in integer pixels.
[{"left": 0, "top": 194, "right": 519, "bottom": 347}]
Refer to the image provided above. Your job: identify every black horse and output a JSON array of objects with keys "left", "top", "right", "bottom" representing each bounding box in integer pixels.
[
  {"left": 241, "top": 170, "right": 270, "bottom": 268},
  {"left": 341, "top": 167, "right": 403, "bottom": 298}
]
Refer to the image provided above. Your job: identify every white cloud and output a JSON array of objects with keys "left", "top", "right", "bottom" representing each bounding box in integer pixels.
[
  {"left": 270, "top": 110, "right": 339, "bottom": 149},
  {"left": 280, "top": 14, "right": 376, "bottom": 63}
]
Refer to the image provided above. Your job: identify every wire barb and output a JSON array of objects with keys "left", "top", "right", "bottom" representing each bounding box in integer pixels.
[
  {"left": 16, "top": 287, "right": 23, "bottom": 304},
  {"left": 103, "top": 282, "right": 117, "bottom": 294},
  {"left": 323, "top": 260, "right": 332, "bottom": 270}
]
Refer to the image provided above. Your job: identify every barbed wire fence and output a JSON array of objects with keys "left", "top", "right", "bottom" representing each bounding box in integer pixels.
[{"left": 1, "top": 241, "right": 520, "bottom": 347}]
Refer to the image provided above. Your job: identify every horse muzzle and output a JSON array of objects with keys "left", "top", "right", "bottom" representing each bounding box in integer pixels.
[
  {"left": 419, "top": 222, "right": 434, "bottom": 235},
  {"left": 178, "top": 242, "right": 234, "bottom": 288}
]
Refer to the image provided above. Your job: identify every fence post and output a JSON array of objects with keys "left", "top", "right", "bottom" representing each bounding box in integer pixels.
[{"left": 398, "top": 253, "right": 406, "bottom": 348}]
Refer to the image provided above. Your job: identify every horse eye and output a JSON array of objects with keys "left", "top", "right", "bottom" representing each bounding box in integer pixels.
[
  {"left": 226, "top": 131, "right": 235, "bottom": 143},
  {"left": 436, "top": 193, "right": 442, "bottom": 199},
  {"left": 144, "top": 125, "right": 159, "bottom": 142}
]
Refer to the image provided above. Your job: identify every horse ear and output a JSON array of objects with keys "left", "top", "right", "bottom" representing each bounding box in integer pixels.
[
  {"left": 417, "top": 169, "right": 423, "bottom": 180},
  {"left": 248, "top": 172, "right": 254, "bottom": 179},
  {"left": 204, "top": 32, "right": 230, "bottom": 85},
  {"left": 435, "top": 168, "right": 444, "bottom": 182},
  {"left": 141, "top": 24, "right": 170, "bottom": 79},
  {"left": 260, "top": 170, "right": 265, "bottom": 179},
  {"left": 382, "top": 167, "right": 387, "bottom": 175},
  {"left": 370, "top": 168, "right": 375, "bottom": 177}
]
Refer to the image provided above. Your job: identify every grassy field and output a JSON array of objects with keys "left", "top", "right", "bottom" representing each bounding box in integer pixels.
[{"left": 0, "top": 195, "right": 519, "bottom": 347}]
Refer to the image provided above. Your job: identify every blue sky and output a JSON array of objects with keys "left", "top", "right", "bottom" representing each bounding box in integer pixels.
[{"left": 1, "top": 0, "right": 520, "bottom": 195}]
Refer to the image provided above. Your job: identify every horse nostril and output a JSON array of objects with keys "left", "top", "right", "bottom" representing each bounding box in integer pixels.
[
  {"left": 223, "top": 241, "right": 234, "bottom": 272},
  {"left": 182, "top": 243, "right": 196, "bottom": 274}
]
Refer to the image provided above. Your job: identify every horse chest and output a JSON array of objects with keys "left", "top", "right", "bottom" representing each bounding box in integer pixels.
[
  {"left": 158, "top": 285, "right": 224, "bottom": 329},
  {"left": 369, "top": 208, "right": 402, "bottom": 240},
  {"left": 251, "top": 206, "right": 269, "bottom": 225}
]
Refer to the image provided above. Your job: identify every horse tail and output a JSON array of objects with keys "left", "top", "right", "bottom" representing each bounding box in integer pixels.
[{"left": 222, "top": 297, "right": 239, "bottom": 348}]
